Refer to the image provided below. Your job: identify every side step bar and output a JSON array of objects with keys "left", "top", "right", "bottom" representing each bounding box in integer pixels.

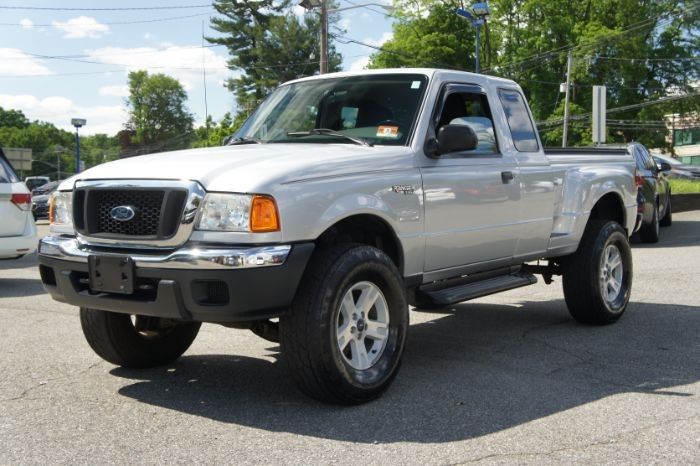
[{"left": 418, "top": 271, "right": 537, "bottom": 306}]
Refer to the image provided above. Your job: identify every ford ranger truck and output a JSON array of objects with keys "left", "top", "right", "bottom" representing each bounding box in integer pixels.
[{"left": 38, "top": 69, "right": 637, "bottom": 404}]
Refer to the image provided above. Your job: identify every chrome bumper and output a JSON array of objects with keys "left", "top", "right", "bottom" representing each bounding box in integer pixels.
[{"left": 38, "top": 236, "right": 292, "bottom": 270}]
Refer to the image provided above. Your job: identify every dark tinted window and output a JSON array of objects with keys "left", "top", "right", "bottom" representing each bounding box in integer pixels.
[
  {"left": 498, "top": 89, "right": 539, "bottom": 152},
  {"left": 0, "top": 154, "right": 20, "bottom": 183}
]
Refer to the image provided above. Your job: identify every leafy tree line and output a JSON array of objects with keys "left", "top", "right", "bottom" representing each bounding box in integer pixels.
[
  {"left": 0, "top": 107, "right": 120, "bottom": 179},
  {"left": 370, "top": 0, "right": 700, "bottom": 148}
]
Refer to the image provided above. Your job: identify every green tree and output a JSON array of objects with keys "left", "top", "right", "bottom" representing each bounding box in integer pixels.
[
  {"left": 369, "top": 0, "right": 478, "bottom": 70},
  {"left": 208, "top": 1, "right": 342, "bottom": 121},
  {"left": 372, "top": 0, "right": 699, "bottom": 147},
  {"left": 0, "top": 107, "right": 30, "bottom": 129},
  {"left": 192, "top": 113, "right": 239, "bottom": 147},
  {"left": 125, "top": 70, "right": 194, "bottom": 155}
]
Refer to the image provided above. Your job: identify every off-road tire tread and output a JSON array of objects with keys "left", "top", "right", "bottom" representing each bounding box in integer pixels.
[
  {"left": 562, "top": 220, "right": 631, "bottom": 325},
  {"left": 280, "top": 243, "right": 406, "bottom": 404},
  {"left": 80, "top": 308, "right": 201, "bottom": 368}
]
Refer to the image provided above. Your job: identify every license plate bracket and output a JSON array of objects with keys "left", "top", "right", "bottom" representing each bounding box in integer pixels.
[{"left": 88, "top": 255, "right": 135, "bottom": 294}]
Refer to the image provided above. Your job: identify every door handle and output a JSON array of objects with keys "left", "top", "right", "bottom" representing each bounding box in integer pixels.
[{"left": 501, "top": 171, "right": 515, "bottom": 184}]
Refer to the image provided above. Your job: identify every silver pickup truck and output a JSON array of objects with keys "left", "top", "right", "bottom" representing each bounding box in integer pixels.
[{"left": 39, "top": 69, "right": 637, "bottom": 404}]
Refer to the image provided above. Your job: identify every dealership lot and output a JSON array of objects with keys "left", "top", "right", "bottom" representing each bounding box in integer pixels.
[{"left": 1, "top": 215, "right": 698, "bottom": 464}]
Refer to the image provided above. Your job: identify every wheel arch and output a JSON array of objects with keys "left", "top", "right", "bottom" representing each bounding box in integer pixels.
[{"left": 315, "top": 213, "right": 405, "bottom": 275}]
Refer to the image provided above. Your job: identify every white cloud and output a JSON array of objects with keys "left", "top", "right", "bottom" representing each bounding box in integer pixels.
[
  {"left": 0, "top": 94, "right": 126, "bottom": 135},
  {"left": 52, "top": 16, "right": 110, "bottom": 39},
  {"left": 339, "top": 18, "right": 352, "bottom": 31},
  {"left": 20, "top": 18, "right": 33, "bottom": 29},
  {"left": 98, "top": 85, "right": 130, "bottom": 97},
  {"left": 349, "top": 56, "right": 370, "bottom": 72},
  {"left": 366, "top": 32, "right": 393, "bottom": 47},
  {"left": 0, "top": 48, "right": 52, "bottom": 76},
  {"left": 85, "top": 45, "right": 230, "bottom": 90}
]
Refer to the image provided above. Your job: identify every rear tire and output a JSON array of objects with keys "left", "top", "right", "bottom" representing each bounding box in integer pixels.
[
  {"left": 660, "top": 196, "right": 672, "bottom": 227},
  {"left": 562, "top": 220, "right": 632, "bottom": 325},
  {"left": 639, "top": 204, "right": 660, "bottom": 243},
  {"left": 280, "top": 244, "right": 408, "bottom": 404},
  {"left": 80, "top": 308, "right": 201, "bottom": 368}
]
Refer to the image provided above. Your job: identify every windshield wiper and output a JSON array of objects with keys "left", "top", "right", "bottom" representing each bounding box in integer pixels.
[
  {"left": 287, "top": 128, "right": 373, "bottom": 147},
  {"left": 227, "top": 136, "right": 264, "bottom": 145}
]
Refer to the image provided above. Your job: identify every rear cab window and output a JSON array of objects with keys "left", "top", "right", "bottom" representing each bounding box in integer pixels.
[{"left": 498, "top": 89, "right": 539, "bottom": 152}]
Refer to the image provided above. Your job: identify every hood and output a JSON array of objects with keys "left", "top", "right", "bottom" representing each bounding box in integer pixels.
[{"left": 60, "top": 143, "right": 414, "bottom": 192}]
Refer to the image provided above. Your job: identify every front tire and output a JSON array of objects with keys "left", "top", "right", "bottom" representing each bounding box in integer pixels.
[
  {"left": 562, "top": 220, "right": 632, "bottom": 325},
  {"left": 280, "top": 244, "right": 408, "bottom": 404},
  {"left": 660, "top": 195, "right": 672, "bottom": 227},
  {"left": 80, "top": 308, "right": 201, "bottom": 368},
  {"left": 639, "top": 204, "right": 660, "bottom": 243}
]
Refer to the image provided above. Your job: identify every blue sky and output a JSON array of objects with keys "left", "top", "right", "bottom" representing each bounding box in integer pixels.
[{"left": 0, "top": 0, "right": 394, "bottom": 135}]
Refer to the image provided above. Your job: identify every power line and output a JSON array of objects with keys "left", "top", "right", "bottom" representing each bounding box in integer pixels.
[
  {"left": 0, "top": 13, "right": 212, "bottom": 27},
  {"left": 537, "top": 92, "right": 700, "bottom": 127},
  {"left": 0, "top": 4, "right": 213, "bottom": 11}
]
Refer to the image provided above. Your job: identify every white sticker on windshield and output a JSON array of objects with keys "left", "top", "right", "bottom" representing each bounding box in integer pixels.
[{"left": 411, "top": 81, "right": 421, "bottom": 89}]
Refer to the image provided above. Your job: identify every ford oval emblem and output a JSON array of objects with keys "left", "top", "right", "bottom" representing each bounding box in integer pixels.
[{"left": 111, "top": 205, "right": 136, "bottom": 222}]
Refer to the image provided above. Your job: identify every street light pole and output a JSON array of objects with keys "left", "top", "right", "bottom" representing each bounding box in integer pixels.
[
  {"left": 71, "top": 118, "right": 86, "bottom": 173},
  {"left": 475, "top": 22, "right": 481, "bottom": 73}
]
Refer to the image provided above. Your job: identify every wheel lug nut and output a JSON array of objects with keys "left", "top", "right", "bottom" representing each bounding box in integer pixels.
[
  {"left": 352, "top": 313, "right": 357, "bottom": 320},
  {"left": 350, "top": 326, "right": 356, "bottom": 333}
]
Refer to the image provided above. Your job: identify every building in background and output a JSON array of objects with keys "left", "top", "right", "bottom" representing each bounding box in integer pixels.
[{"left": 665, "top": 113, "right": 700, "bottom": 166}]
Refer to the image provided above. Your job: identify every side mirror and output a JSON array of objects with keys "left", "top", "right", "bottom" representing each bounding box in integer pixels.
[
  {"left": 435, "top": 124, "right": 478, "bottom": 155},
  {"left": 658, "top": 162, "right": 672, "bottom": 173}
]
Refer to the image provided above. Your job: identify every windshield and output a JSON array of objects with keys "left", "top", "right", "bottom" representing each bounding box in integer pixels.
[{"left": 233, "top": 74, "right": 429, "bottom": 146}]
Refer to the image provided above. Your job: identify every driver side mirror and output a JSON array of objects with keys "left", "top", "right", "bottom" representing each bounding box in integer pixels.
[
  {"left": 427, "top": 124, "right": 478, "bottom": 157},
  {"left": 658, "top": 161, "right": 672, "bottom": 173}
]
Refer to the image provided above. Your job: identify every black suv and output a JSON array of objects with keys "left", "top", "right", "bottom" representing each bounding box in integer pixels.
[{"left": 630, "top": 142, "right": 671, "bottom": 243}]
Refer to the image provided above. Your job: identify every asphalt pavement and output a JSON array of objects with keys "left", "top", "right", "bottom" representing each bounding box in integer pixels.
[{"left": 1, "top": 215, "right": 698, "bottom": 464}]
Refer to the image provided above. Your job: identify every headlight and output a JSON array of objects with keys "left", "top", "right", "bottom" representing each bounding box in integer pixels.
[
  {"left": 196, "top": 193, "right": 280, "bottom": 232},
  {"left": 49, "top": 191, "right": 73, "bottom": 227}
]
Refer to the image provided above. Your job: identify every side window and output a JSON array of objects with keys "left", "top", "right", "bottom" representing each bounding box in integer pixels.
[
  {"left": 0, "top": 155, "right": 20, "bottom": 183},
  {"left": 498, "top": 89, "right": 539, "bottom": 152},
  {"left": 437, "top": 91, "right": 497, "bottom": 154}
]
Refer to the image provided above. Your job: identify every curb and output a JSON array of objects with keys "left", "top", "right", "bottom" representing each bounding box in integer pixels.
[{"left": 671, "top": 193, "right": 700, "bottom": 213}]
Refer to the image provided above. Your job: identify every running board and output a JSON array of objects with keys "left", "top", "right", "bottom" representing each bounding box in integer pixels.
[{"left": 419, "top": 272, "right": 537, "bottom": 306}]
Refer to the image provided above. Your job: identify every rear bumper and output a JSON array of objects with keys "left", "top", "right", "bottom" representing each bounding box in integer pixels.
[
  {"left": 38, "top": 236, "right": 314, "bottom": 323},
  {"left": 0, "top": 233, "right": 37, "bottom": 259}
]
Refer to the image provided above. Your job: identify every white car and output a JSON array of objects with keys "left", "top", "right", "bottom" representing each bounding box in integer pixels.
[{"left": 0, "top": 150, "right": 37, "bottom": 259}]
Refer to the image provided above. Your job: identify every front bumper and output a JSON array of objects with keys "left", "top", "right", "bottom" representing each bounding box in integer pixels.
[{"left": 38, "top": 236, "right": 314, "bottom": 323}]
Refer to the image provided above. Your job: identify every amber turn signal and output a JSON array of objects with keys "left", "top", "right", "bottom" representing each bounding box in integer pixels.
[
  {"left": 250, "top": 195, "right": 280, "bottom": 232},
  {"left": 48, "top": 194, "right": 55, "bottom": 224}
]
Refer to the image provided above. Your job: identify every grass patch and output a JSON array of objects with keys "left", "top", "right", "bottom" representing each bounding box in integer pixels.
[{"left": 669, "top": 178, "right": 700, "bottom": 194}]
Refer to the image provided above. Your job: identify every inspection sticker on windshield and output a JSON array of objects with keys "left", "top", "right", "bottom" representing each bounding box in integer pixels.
[
  {"left": 411, "top": 80, "right": 421, "bottom": 89},
  {"left": 377, "top": 126, "right": 399, "bottom": 138}
]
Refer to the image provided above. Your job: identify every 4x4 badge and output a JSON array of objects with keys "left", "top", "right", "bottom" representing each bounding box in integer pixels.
[{"left": 391, "top": 185, "right": 415, "bottom": 195}]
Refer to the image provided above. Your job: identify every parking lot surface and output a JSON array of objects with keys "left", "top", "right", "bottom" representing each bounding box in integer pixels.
[{"left": 1, "top": 214, "right": 698, "bottom": 464}]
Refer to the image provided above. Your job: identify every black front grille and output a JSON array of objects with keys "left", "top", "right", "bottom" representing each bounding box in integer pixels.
[
  {"left": 74, "top": 187, "right": 187, "bottom": 240},
  {"left": 94, "top": 190, "right": 164, "bottom": 236}
]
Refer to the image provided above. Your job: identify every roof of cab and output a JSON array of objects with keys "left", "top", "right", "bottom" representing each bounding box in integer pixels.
[{"left": 284, "top": 68, "right": 518, "bottom": 88}]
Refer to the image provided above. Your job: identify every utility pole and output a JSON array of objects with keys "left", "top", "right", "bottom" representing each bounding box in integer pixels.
[
  {"left": 475, "top": 22, "right": 481, "bottom": 73},
  {"left": 319, "top": 0, "right": 328, "bottom": 74},
  {"left": 56, "top": 149, "right": 61, "bottom": 181},
  {"left": 562, "top": 50, "right": 573, "bottom": 147}
]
